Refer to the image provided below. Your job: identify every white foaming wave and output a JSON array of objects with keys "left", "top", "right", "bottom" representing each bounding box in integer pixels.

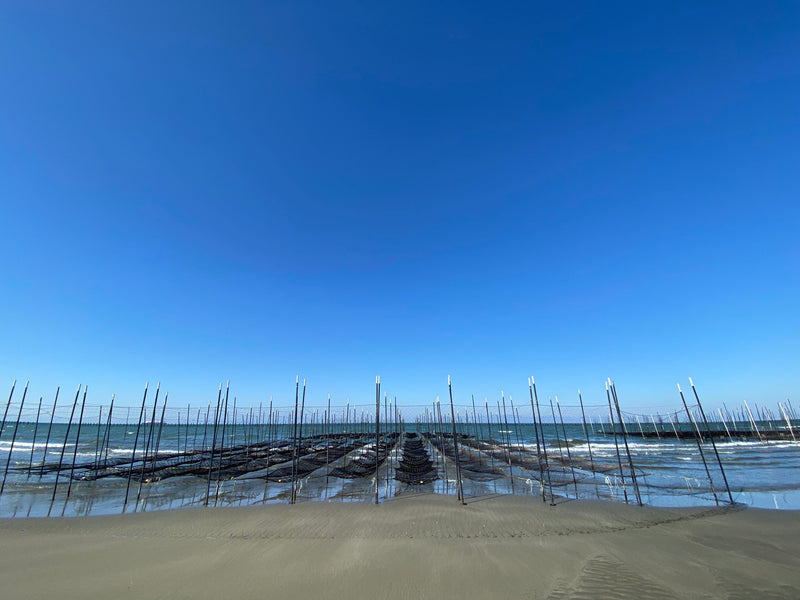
[{"left": 0, "top": 441, "right": 76, "bottom": 451}]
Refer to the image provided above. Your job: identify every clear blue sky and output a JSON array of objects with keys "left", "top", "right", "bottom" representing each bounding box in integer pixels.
[{"left": 1, "top": 2, "right": 798, "bottom": 415}]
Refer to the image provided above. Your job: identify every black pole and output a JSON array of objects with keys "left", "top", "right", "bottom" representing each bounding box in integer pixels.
[
  {"left": 609, "top": 381, "right": 642, "bottom": 506},
  {"left": 99, "top": 399, "right": 115, "bottom": 466},
  {"left": 448, "top": 376, "right": 465, "bottom": 505},
  {"left": 548, "top": 397, "right": 568, "bottom": 488},
  {"left": 290, "top": 376, "right": 300, "bottom": 505},
  {"left": 41, "top": 387, "right": 60, "bottom": 475},
  {"left": 470, "top": 395, "right": 480, "bottom": 445},
  {"left": 577, "top": 390, "right": 595, "bottom": 474},
  {"left": 1, "top": 381, "right": 28, "bottom": 496},
  {"left": 28, "top": 397, "right": 43, "bottom": 476},
  {"left": 184, "top": 404, "right": 191, "bottom": 455},
  {"left": 689, "top": 378, "right": 734, "bottom": 505},
  {"left": 93, "top": 406, "right": 103, "bottom": 472},
  {"left": 292, "top": 379, "right": 306, "bottom": 504},
  {"left": 153, "top": 393, "right": 169, "bottom": 462},
  {"left": 0, "top": 380, "right": 17, "bottom": 439},
  {"left": 606, "top": 382, "right": 628, "bottom": 504},
  {"left": 66, "top": 385, "right": 89, "bottom": 501},
  {"left": 678, "top": 383, "right": 719, "bottom": 506},
  {"left": 436, "top": 399, "right": 448, "bottom": 489},
  {"left": 199, "top": 402, "right": 211, "bottom": 455},
  {"left": 204, "top": 384, "right": 223, "bottom": 506},
  {"left": 531, "top": 378, "right": 555, "bottom": 505},
  {"left": 137, "top": 383, "right": 161, "bottom": 503},
  {"left": 214, "top": 382, "right": 230, "bottom": 504},
  {"left": 527, "top": 378, "right": 547, "bottom": 502},
  {"left": 499, "top": 395, "right": 515, "bottom": 494},
  {"left": 50, "top": 384, "right": 81, "bottom": 513},
  {"left": 262, "top": 398, "right": 274, "bottom": 503},
  {"left": 375, "top": 376, "right": 380, "bottom": 505},
  {"left": 556, "top": 396, "right": 579, "bottom": 498},
  {"left": 326, "top": 394, "right": 331, "bottom": 493}
]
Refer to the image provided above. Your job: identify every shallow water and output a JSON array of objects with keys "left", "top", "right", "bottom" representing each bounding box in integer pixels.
[{"left": 0, "top": 420, "right": 798, "bottom": 517}]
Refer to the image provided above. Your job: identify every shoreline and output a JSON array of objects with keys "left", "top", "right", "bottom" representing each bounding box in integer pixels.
[{"left": 1, "top": 494, "right": 798, "bottom": 599}]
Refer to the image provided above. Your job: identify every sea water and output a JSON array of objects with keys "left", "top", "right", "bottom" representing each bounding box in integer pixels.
[{"left": 0, "top": 420, "right": 798, "bottom": 517}]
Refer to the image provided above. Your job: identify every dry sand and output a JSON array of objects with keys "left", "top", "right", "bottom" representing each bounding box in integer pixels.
[{"left": 1, "top": 494, "right": 798, "bottom": 599}]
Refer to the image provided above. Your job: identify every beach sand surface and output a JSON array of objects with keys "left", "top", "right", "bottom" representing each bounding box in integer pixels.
[{"left": 1, "top": 494, "right": 798, "bottom": 599}]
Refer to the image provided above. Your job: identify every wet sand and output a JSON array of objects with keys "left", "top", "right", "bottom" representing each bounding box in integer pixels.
[{"left": 0, "top": 494, "right": 798, "bottom": 599}]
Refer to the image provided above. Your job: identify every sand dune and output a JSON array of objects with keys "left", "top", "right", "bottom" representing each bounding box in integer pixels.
[{"left": 1, "top": 494, "right": 798, "bottom": 599}]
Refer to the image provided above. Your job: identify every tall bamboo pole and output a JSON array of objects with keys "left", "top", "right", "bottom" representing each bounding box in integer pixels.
[
  {"left": 677, "top": 383, "right": 719, "bottom": 506},
  {"left": 40, "top": 387, "right": 60, "bottom": 475},
  {"left": 290, "top": 377, "right": 300, "bottom": 505},
  {"left": 1, "top": 382, "right": 27, "bottom": 496},
  {"left": 51, "top": 385, "right": 82, "bottom": 514},
  {"left": 66, "top": 385, "right": 89, "bottom": 501},
  {"left": 204, "top": 384, "right": 223, "bottom": 506},
  {"left": 606, "top": 382, "right": 628, "bottom": 504},
  {"left": 100, "top": 394, "right": 115, "bottom": 468},
  {"left": 531, "top": 378, "right": 555, "bottom": 505},
  {"left": 153, "top": 394, "right": 169, "bottom": 462},
  {"left": 688, "top": 379, "right": 732, "bottom": 504},
  {"left": 28, "top": 397, "right": 43, "bottom": 476},
  {"left": 500, "top": 393, "right": 514, "bottom": 494},
  {"left": 527, "top": 378, "right": 546, "bottom": 502},
  {"left": 448, "top": 376, "right": 465, "bottom": 505},
  {"left": 556, "top": 396, "right": 579, "bottom": 498},
  {"left": 577, "top": 390, "right": 595, "bottom": 474},
  {"left": 137, "top": 383, "right": 161, "bottom": 503},
  {"left": 609, "top": 381, "right": 642, "bottom": 506},
  {"left": 214, "top": 383, "right": 230, "bottom": 504},
  {"left": 779, "top": 402, "right": 795, "bottom": 441},
  {"left": 0, "top": 380, "right": 17, "bottom": 438},
  {"left": 292, "top": 380, "right": 306, "bottom": 504},
  {"left": 374, "top": 376, "right": 380, "bottom": 505}
]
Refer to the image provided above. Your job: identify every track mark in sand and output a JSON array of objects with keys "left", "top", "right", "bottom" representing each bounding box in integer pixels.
[
  {"left": 546, "top": 556, "right": 678, "bottom": 600},
  {"left": 711, "top": 568, "right": 799, "bottom": 600},
  {"left": 57, "top": 505, "right": 732, "bottom": 542},
  {"left": 688, "top": 534, "right": 800, "bottom": 568}
]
